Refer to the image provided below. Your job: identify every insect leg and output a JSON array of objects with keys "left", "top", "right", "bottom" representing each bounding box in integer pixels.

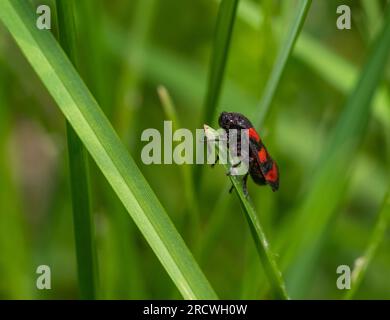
[
  {"left": 242, "top": 173, "right": 249, "bottom": 197},
  {"left": 228, "top": 174, "right": 249, "bottom": 196},
  {"left": 211, "top": 154, "right": 219, "bottom": 167},
  {"left": 232, "top": 160, "right": 242, "bottom": 168}
]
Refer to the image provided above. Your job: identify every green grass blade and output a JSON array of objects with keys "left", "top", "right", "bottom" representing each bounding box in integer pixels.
[
  {"left": 202, "top": 0, "right": 239, "bottom": 126},
  {"left": 279, "top": 4, "right": 390, "bottom": 297},
  {"left": 204, "top": 125, "right": 289, "bottom": 299},
  {"left": 255, "top": 0, "right": 312, "bottom": 127},
  {"left": 55, "top": 0, "right": 97, "bottom": 300},
  {"left": 195, "top": 0, "right": 239, "bottom": 189},
  {"left": 65, "top": 124, "right": 97, "bottom": 299},
  {"left": 344, "top": 189, "right": 390, "bottom": 299},
  {"left": 0, "top": 0, "right": 217, "bottom": 300}
]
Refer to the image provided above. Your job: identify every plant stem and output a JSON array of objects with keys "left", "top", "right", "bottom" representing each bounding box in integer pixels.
[
  {"left": 202, "top": 0, "right": 239, "bottom": 126},
  {"left": 55, "top": 0, "right": 97, "bottom": 299},
  {"left": 194, "top": 0, "right": 239, "bottom": 190},
  {"left": 255, "top": 0, "right": 312, "bottom": 127}
]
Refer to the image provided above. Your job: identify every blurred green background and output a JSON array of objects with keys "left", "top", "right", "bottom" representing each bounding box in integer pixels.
[{"left": 0, "top": 0, "right": 389, "bottom": 299}]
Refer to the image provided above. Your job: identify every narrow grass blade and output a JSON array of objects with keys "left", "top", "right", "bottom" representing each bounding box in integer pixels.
[
  {"left": 204, "top": 125, "right": 288, "bottom": 299},
  {"left": 345, "top": 189, "right": 390, "bottom": 299},
  {"left": 194, "top": 0, "right": 239, "bottom": 190},
  {"left": 65, "top": 124, "right": 97, "bottom": 299},
  {"left": 0, "top": 0, "right": 217, "bottom": 300},
  {"left": 202, "top": 0, "right": 239, "bottom": 126},
  {"left": 255, "top": 0, "right": 312, "bottom": 127},
  {"left": 55, "top": 0, "right": 98, "bottom": 300}
]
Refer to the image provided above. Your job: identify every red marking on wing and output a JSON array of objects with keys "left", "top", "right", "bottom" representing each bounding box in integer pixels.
[
  {"left": 264, "top": 162, "right": 278, "bottom": 182},
  {"left": 249, "top": 127, "right": 260, "bottom": 142},
  {"left": 258, "top": 147, "right": 267, "bottom": 163}
]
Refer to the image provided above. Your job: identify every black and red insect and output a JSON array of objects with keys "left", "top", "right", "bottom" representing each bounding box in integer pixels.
[{"left": 217, "top": 111, "right": 279, "bottom": 196}]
